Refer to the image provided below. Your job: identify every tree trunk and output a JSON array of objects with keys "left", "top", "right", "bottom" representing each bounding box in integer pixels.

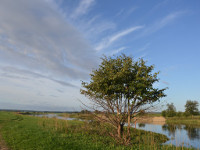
[
  {"left": 117, "top": 124, "right": 124, "bottom": 139},
  {"left": 127, "top": 99, "right": 131, "bottom": 136},
  {"left": 128, "top": 113, "right": 131, "bottom": 135},
  {"left": 117, "top": 124, "right": 121, "bottom": 138}
]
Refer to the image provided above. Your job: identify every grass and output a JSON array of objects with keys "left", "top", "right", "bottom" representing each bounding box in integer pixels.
[
  {"left": 0, "top": 111, "right": 197, "bottom": 150},
  {"left": 57, "top": 112, "right": 94, "bottom": 120},
  {"left": 166, "top": 116, "right": 200, "bottom": 126}
]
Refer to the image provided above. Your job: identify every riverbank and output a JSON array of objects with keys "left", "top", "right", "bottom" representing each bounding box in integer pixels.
[
  {"left": 166, "top": 116, "right": 200, "bottom": 126},
  {"left": 135, "top": 114, "right": 200, "bottom": 126},
  {"left": 135, "top": 116, "right": 166, "bottom": 125},
  {"left": 58, "top": 112, "right": 167, "bottom": 125},
  {"left": 0, "top": 111, "right": 197, "bottom": 149},
  {"left": 55, "top": 112, "right": 200, "bottom": 127}
]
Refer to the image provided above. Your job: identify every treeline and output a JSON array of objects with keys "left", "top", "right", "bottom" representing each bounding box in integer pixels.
[{"left": 162, "top": 100, "right": 199, "bottom": 117}]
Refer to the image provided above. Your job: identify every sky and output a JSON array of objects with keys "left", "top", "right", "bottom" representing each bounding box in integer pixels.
[{"left": 0, "top": 0, "right": 199, "bottom": 111}]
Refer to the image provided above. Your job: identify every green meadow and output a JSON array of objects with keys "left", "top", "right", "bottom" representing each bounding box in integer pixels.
[{"left": 0, "top": 111, "right": 197, "bottom": 150}]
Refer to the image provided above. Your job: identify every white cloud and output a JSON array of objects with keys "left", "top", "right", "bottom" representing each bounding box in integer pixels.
[
  {"left": 73, "top": 15, "right": 116, "bottom": 43},
  {"left": 70, "top": 0, "right": 95, "bottom": 19},
  {"left": 159, "top": 11, "right": 185, "bottom": 27},
  {"left": 110, "top": 47, "right": 126, "bottom": 55},
  {"left": 0, "top": 0, "right": 98, "bottom": 81},
  {"left": 96, "top": 26, "right": 144, "bottom": 51},
  {"left": 109, "top": 26, "right": 143, "bottom": 43},
  {"left": 0, "top": 0, "right": 98, "bottom": 110}
]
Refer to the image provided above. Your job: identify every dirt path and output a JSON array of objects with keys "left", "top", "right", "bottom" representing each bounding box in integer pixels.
[{"left": 0, "top": 127, "right": 9, "bottom": 150}]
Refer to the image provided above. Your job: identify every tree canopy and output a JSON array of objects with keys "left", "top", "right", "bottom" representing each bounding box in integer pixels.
[
  {"left": 81, "top": 54, "right": 167, "bottom": 144},
  {"left": 185, "top": 100, "right": 199, "bottom": 115},
  {"left": 162, "top": 103, "right": 176, "bottom": 117}
]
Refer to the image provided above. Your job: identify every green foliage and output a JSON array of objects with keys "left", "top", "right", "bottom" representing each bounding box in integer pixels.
[
  {"left": 166, "top": 103, "right": 176, "bottom": 117},
  {"left": 162, "top": 103, "right": 176, "bottom": 117},
  {"left": 176, "top": 111, "right": 183, "bottom": 117},
  {"left": 161, "top": 110, "right": 166, "bottom": 117},
  {"left": 81, "top": 54, "right": 167, "bottom": 143},
  {"left": 185, "top": 100, "right": 199, "bottom": 115},
  {"left": 81, "top": 54, "right": 166, "bottom": 103},
  {"left": 183, "top": 112, "right": 190, "bottom": 117},
  {"left": 80, "top": 109, "right": 91, "bottom": 114}
]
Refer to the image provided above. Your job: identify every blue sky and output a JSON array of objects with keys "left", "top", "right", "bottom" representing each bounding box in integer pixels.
[{"left": 0, "top": 0, "right": 199, "bottom": 111}]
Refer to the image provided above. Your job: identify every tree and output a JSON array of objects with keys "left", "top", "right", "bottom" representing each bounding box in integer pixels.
[
  {"left": 165, "top": 103, "right": 176, "bottom": 117},
  {"left": 176, "top": 111, "right": 183, "bottom": 117},
  {"left": 161, "top": 110, "right": 166, "bottom": 117},
  {"left": 81, "top": 54, "right": 166, "bottom": 144},
  {"left": 185, "top": 100, "right": 199, "bottom": 115}
]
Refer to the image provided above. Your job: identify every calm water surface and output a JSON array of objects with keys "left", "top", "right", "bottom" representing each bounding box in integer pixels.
[
  {"left": 136, "top": 123, "right": 200, "bottom": 149},
  {"left": 34, "top": 114, "right": 200, "bottom": 149}
]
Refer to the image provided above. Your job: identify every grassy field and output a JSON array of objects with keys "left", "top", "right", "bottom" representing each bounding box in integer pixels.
[
  {"left": 165, "top": 116, "right": 200, "bottom": 126},
  {"left": 0, "top": 111, "right": 197, "bottom": 150}
]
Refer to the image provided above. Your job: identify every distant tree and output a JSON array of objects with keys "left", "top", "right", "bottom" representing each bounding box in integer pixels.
[
  {"left": 185, "top": 100, "right": 199, "bottom": 115},
  {"left": 176, "top": 111, "right": 183, "bottom": 117},
  {"left": 161, "top": 110, "right": 166, "bottom": 117},
  {"left": 183, "top": 112, "right": 190, "bottom": 117},
  {"left": 81, "top": 54, "right": 167, "bottom": 144},
  {"left": 81, "top": 109, "right": 91, "bottom": 114},
  {"left": 165, "top": 103, "right": 176, "bottom": 117}
]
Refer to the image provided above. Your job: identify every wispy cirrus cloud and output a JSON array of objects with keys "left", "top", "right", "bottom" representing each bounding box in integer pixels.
[
  {"left": 0, "top": 66, "right": 78, "bottom": 88},
  {"left": 115, "top": 6, "right": 138, "bottom": 18},
  {"left": 70, "top": 0, "right": 95, "bottom": 19},
  {"left": 110, "top": 47, "right": 126, "bottom": 55},
  {"left": 159, "top": 11, "right": 185, "bottom": 27},
  {"left": 137, "top": 11, "right": 186, "bottom": 38},
  {"left": 0, "top": 0, "right": 99, "bottom": 110},
  {"left": 109, "top": 26, "right": 143, "bottom": 43},
  {"left": 96, "top": 26, "right": 144, "bottom": 51},
  {"left": 162, "top": 81, "right": 170, "bottom": 85},
  {"left": 135, "top": 43, "right": 151, "bottom": 53},
  {"left": 0, "top": 0, "right": 98, "bottom": 82}
]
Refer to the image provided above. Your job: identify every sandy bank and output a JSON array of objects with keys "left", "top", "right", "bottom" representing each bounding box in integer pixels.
[{"left": 135, "top": 116, "right": 166, "bottom": 125}]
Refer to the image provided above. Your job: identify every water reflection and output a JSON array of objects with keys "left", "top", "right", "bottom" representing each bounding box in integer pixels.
[
  {"left": 184, "top": 125, "right": 200, "bottom": 140},
  {"left": 138, "top": 123, "right": 145, "bottom": 127},
  {"left": 161, "top": 124, "right": 200, "bottom": 140},
  {"left": 136, "top": 122, "right": 200, "bottom": 148}
]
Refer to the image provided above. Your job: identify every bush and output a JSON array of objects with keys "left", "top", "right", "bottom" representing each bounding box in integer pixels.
[
  {"left": 164, "top": 103, "right": 176, "bottom": 117},
  {"left": 161, "top": 110, "right": 166, "bottom": 117},
  {"left": 183, "top": 112, "right": 190, "bottom": 117},
  {"left": 176, "top": 111, "right": 183, "bottom": 117}
]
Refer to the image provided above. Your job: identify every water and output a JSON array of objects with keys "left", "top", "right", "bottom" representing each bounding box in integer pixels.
[
  {"left": 136, "top": 123, "right": 200, "bottom": 149},
  {"left": 33, "top": 114, "right": 83, "bottom": 121},
  {"left": 34, "top": 114, "right": 200, "bottom": 149}
]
